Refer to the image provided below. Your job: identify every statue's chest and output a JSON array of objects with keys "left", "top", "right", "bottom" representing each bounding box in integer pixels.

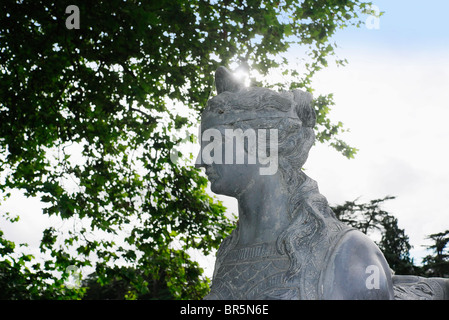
[
  {"left": 206, "top": 243, "right": 294, "bottom": 300},
  {"left": 205, "top": 221, "right": 354, "bottom": 300}
]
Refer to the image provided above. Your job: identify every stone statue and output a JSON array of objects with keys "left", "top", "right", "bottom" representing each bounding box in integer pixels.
[
  {"left": 195, "top": 66, "right": 449, "bottom": 300},
  {"left": 393, "top": 275, "right": 449, "bottom": 300}
]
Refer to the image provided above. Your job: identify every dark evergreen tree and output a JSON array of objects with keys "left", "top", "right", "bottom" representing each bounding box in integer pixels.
[{"left": 422, "top": 230, "right": 449, "bottom": 277}]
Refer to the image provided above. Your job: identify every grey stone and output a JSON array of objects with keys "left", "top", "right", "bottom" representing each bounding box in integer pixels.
[
  {"left": 196, "top": 67, "right": 448, "bottom": 300},
  {"left": 392, "top": 275, "right": 449, "bottom": 300}
]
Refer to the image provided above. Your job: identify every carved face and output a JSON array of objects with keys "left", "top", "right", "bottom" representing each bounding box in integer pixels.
[{"left": 195, "top": 125, "right": 264, "bottom": 197}]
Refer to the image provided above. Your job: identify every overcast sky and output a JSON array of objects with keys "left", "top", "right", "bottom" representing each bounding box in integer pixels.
[{"left": 2, "top": 0, "right": 449, "bottom": 278}]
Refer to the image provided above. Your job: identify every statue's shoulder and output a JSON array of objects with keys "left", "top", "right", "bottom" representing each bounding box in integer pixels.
[{"left": 322, "top": 229, "right": 395, "bottom": 299}]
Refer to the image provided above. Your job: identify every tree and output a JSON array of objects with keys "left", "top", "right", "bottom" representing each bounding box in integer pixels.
[
  {"left": 422, "top": 230, "right": 449, "bottom": 277},
  {"left": 0, "top": 213, "right": 86, "bottom": 299},
  {"left": 377, "top": 214, "right": 417, "bottom": 275},
  {"left": 82, "top": 250, "right": 207, "bottom": 300},
  {"left": 1, "top": 0, "right": 376, "bottom": 299},
  {"left": 332, "top": 196, "right": 418, "bottom": 275}
]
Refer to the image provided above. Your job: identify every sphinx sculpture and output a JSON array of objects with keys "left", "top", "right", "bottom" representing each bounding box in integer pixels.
[{"left": 195, "top": 66, "right": 448, "bottom": 300}]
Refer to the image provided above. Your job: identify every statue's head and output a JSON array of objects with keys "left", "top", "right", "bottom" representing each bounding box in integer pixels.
[{"left": 196, "top": 67, "right": 316, "bottom": 198}]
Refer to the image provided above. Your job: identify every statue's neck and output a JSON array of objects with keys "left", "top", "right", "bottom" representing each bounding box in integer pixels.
[{"left": 235, "top": 174, "right": 292, "bottom": 248}]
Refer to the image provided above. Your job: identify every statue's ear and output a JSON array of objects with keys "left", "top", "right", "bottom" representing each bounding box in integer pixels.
[{"left": 215, "top": 66, "right": 244, "bottom": 94}]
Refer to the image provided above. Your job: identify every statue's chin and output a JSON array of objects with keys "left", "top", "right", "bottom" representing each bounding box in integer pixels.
[
  {"left": 210, "top": 181, "right": 226, "bottom": 196},
  {"left": 210, "top": 179, "right": 236, "bottom": 198},
  {"left": 209, "top": 179, "right": 221, "bottom": 194}
]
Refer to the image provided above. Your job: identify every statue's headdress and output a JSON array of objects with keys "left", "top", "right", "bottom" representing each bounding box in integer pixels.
[{"left": 201, "top": 67, "right": 316, "bottom": 130}]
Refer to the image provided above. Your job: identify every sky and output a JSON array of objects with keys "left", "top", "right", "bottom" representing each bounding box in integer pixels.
[{"left": 2, "top": 0, "right": 449, "bottom": 279}]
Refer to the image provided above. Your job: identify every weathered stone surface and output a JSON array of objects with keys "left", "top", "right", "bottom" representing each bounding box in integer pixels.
[
  {"left": 196, "top": 67, "right": 448, "bottom": 300},
  {"left": 393, "top": 275, "right": 449, "bottom": 300}
]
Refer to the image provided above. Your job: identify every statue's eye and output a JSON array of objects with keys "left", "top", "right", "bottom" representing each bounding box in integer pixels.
[{"left": 218, "top": 109, "right": 224, "bottom": 114}]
